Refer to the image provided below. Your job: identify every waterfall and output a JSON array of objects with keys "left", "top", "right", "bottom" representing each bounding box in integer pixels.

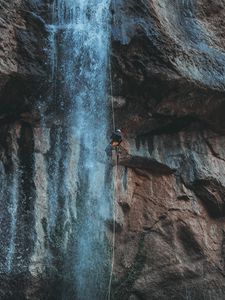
[
  {"left": 6, "top": 168, "right": 19, "bottom": 273},
  {"left": 6, "top": 129, "right": 20, "bottom": 273},
  {"left": 50, "top": 0, "right": 112, "bottom": 299}
]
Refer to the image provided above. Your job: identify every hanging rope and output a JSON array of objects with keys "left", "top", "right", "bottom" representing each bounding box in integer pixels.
[
  {"left": 107, "top": 157, "right": 118, "bottom": 300},
  {"left": 107, "top": 1, "right": 118, "bottom": 298},
  {"left": 108, "top": 0, "right": 116, "bottom": 132},
  {"left": 107, "top": 47, "right": 117, "bottom": 300},
  {"left": 109, "top": 56, "right": 116, "bottom": 132}
]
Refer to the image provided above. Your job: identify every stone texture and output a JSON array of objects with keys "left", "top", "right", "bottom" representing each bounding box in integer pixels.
[
  {"left": 110, "top": 1, "right": 225, "bottom": 299},
  {"left": 111, "top": 0, "right": 225, "bottom": 134},
  {"left": 0, "top": 0, "right": 49, "bottom": 118},
  {"left": 1, "top": 0, "right": 225, "bottom": 299}
]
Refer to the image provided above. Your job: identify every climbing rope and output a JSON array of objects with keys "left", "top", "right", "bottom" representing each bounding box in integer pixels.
[
  {"left": 107, "top": 53, "right": 117, "bottom": 300},
  {"left": 109, "top": 56, "right": 116, "bottom": 132},
  {"left": 107, "top": 2, "right": 118, "bottom": 297},
  {"left": 107, "top": 158, "right": 118, "bottom": 300}
]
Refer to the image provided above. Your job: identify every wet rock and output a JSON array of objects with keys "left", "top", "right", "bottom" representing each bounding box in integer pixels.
[
  {"left": 0, "top": 0, "right": 49, "bottom": 118},
  {"left": 111, "top": 4, "right": 225, "bottom": 286},
  {"left": 113, "top": 127, "right": 225, "bottom": 298},
  {"left": 1, "top": 0, "right": 225, "bottom": 299},
  {"left": 112, "top": 0, "right": 225, "bottom": 134},
  {"left": 192, "top": 178, "right": 225, "bottom": 218}
]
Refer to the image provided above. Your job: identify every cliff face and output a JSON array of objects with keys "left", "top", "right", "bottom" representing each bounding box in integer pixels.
[
  {"left": 111, "top": 1, "right": 225, "bottom": 299},
  {"left": 0, "top": 0, "right": 49, "bottom": 119},
  {"left": 1, "top": 0, "right": 225, "bottom": 299},
  {"left": 0, "top": 2, "right": 78, "bottom": 299}
]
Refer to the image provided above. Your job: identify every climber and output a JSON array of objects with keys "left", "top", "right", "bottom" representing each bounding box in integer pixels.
[{"left": 105, "top": 129, "right": 123, "bottom": 156}]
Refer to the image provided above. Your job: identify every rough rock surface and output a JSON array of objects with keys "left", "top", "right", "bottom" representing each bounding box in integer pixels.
[
  {"left": 0, "top": 0, "right": 49, "bottom": 119},
  {"left": 1, "top": 0, "right": 225, "bottom": 300},
  {"left": 0, "top": 1, "right": 77, "bottom": 299},
  {"left": 111, "top": 1, "right": 225, "bottom": 299}
]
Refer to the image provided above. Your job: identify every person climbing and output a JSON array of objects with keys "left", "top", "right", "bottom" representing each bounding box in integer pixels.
[{"left": 105, "top": 129, "right": 123, "bottom": 156}]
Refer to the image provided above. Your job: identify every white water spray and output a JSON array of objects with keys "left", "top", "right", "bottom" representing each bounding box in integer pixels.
[
  {"left": 6, "top": 129, "right": 20, "bottom": 273},
  {"left": 51, "top": 0, "right": 112, "bottom": 299}
]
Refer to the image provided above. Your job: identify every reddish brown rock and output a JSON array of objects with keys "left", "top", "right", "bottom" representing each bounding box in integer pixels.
[
  {"left": 110, "top": 1, "right": 225, "bottom": 299},
  {"left": 1, "top": 0, "right": 225, "bottom": 299},
  {"left": 0, "top": 0, "right": 49, "bottom": 119}
]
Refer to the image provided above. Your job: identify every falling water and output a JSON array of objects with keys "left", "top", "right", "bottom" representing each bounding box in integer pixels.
[
  {"left": 7, "top": 170, "right": 19, "bottom": 272},
  {"left": 6, "top": 155, "right": 19, "bottom": 272},
  {"left": 50, "top": 0, "right": 112, "bottom": 299}
]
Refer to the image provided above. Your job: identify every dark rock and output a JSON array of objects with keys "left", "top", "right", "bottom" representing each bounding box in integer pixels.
[
  {"left": 192, "top": 178, "right": 225, "bottom": 218},
  {"left": 0, "top": 0, "right": 49, "bottom": 120},
  {"left": 1, "top": 0, "right": 225, "bottom": 299}
]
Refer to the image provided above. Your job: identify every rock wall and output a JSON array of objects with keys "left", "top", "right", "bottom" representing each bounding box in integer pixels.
[
  {"left": 1, "top": 0, "right": 225, "bottom": 299},
  {"left": 0, "top": 1, "right": 78, "bottom": 299},
  {"left": 111, "top": 1, "right": 225, "bottom": 299},
  {"left": 0, "top": 0, "right": 49, "bottom": 119}
]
